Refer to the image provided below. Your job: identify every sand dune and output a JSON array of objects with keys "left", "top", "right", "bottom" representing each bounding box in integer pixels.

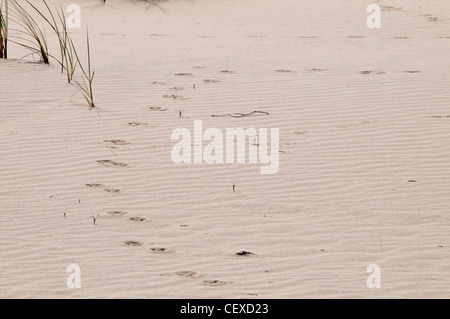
[{"left": 1, "top": 0, "right": 450, "bottom": 298}]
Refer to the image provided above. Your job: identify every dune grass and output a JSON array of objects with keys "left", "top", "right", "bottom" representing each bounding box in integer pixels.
[
  {"left": 2, "top": 0, "right": 96, "bottom": 107},
  {"left": 0, "top": 0, "right": 8, "bottom": 59},
  {"left": 72, "top": 29, "right": 95, "bottom": 108},
  {"left": 9, "top": 0, "right": 49, "bottom": 64},
  {"left": 27, "top": 0, "right": 76, "bottom": 82},
  {"left": 11, "top": 0, "right": 95, "bottom": 107},
  {"left": 27, "top": 0, "right": 94, "bottom": 106}
]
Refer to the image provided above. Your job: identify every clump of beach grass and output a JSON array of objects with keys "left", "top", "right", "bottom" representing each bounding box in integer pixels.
[
  {"left": 9, "top": 0, "right": 49, "bottom": 64},
  {"left": 28, "top": 0, "right": 95, "bottom": 107},
  {"left": 3, "top": 0, "right": 96, "bottom": 108},
  {"left": 28, "top": 0, "right": 76, "bottom": 82},
  {"left": 18, "top": 0, "right": 95, "bottom": 107}
]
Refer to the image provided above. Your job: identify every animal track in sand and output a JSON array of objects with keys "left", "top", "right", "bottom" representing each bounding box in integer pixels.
[
  {"left": 358, "top": 70, "right": 385, "bottom": 75},
  {"left": 129, "top": 217, "right": 147, "bottom": 222},
  {"left": 275, "top": 69, "right": 294, "bottom": 73},
  {"left": 169, "top": 87, "right": 184, "bottom": 91},
  {"left": 148, "top": 106, "right": 168, "bottom": 111},
  {"left": 85, "top": 183, "right": 104, "bottom": 189},
  {"left": 85, "top": 184, "right": 121, "bottom": 193},
  {"left": 202, "top": 280, "right": 232, "bottom": 286},
  {"left": 104, "top": 140, "right": 130, "bottom": 146},
  {"left": 308, "top": 68, "right": 326, "bottom": 72},
  {"left": 97, "top": 160, "right": 128, "bottom": 168},
  {"left": 124, "top": 241, "right": 143, "bottom": 247},
  {"left": 107, "top": 211, "right": 128, "bottom": 216},
  {"left": 104, "top": 140, "right": 130, "bottom": 151},
  {"left": 432, "top": 115, "right": 450, "bottom": 119},
  {"left": 151, "top": 81, "right": 167, "bottom": 85},
  {"left": 220, "top": 70, "right": 233, "bottom": 73},
  {"left": 203, "top": 79, "right": 220, "bottom": 83},
  {"left": 380, "top": 5, "right": 402, "bottom": 11},
  {"left": 176, "top": 271, "right": 202, "bottom": 278},
  {"left": 127, "top": 122, "right": 148, "bottom": 126},
  {"left": 150, "top": 247, "right": 172, "bottom": 253},
  {"left": 104, "top": 188, "right": 121, "bottom": 193},
  {"left": 162, "top": 94, "right": 190, "bottom": 100},
  {"left": 175, "top": 73, "right": 193, "bottom": 76},
  {"left": 405, "top": 70, "right": 421, "bottom": 73}
]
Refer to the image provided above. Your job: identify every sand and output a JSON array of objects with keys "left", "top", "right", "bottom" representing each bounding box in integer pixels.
[{"left": 0, "top": 0, "right": 450, "bottom": 298}]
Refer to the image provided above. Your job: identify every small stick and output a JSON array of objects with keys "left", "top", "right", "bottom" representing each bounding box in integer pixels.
[
  {"left": 90, "top": 214, "right": 99, "bottom": 225},
  {"left": 232, "top": 183, "right": 236, "bottom": 192},
  {"left": 177, "top": 108, "right": 185, "bottom": 118}
]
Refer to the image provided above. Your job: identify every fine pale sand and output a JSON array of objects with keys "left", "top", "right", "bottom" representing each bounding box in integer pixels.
[{"left": 1, "top": 0, "right": 450, "bottom": 298}]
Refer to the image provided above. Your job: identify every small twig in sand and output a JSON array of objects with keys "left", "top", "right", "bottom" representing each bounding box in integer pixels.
[
  {"left": 90, "top": 214, "right": 99, "bottom": 225},
  {"left": 176, "top": 108, "right": 185, "bottom": 118},
  {"left": 232, "top": 183, "right": 236, "bottom": 192}
]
